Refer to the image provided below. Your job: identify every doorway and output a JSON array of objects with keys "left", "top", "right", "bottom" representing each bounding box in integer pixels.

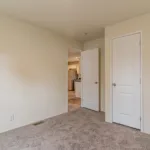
[
  {"left": 112, "top": 33, "right": 141, "bottom": 129},
  {"left": 68, "top": 49, "right": 81, "bottom": 112},
  {"left": 67, "top": 48, "right": 103, "bottom": 114}
]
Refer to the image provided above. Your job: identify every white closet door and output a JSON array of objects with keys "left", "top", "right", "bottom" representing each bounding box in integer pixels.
[{"left": 112, "top": 33, "right": 141, "bottom": 129}]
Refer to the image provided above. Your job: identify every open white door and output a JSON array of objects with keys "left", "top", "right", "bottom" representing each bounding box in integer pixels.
[
  {"left": 112, "top": 33, "right": 141, "bottom": 129},
  {"left": 81, "top": 49, "right": 99, "bottom": 111}
]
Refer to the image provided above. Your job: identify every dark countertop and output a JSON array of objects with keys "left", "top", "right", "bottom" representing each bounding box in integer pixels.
[{"left": 74, "top": 79, "right": 81, "bottom": 82}]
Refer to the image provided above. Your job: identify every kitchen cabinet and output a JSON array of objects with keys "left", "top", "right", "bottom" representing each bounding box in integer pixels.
[{"left": 75, "top": 81, "right": 81, "bottom": 98}]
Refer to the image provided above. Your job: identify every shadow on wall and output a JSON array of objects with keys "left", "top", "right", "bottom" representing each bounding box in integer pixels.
[{"left": 0, "top": 47, "right": 68, "bottom": 132}]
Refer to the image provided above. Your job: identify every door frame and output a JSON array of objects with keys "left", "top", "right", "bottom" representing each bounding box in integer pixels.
[{"left": 110, "top": 31, "right": 143, "bottom": 131}]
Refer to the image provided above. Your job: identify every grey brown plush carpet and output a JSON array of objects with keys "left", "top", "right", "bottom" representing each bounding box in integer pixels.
[{"left": 0, "top": 108, "right": 150, "bottom": 150}]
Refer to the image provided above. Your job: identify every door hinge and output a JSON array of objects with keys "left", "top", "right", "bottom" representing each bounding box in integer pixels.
[
  {"left": 140, "top": 116, "right": 142, "bottom": 122},
  {"left": 139, "top": 40, "right": 141, "bottom": 46},
  {"left": 140, "top": 78, "right": 141, "bottom": 84}
]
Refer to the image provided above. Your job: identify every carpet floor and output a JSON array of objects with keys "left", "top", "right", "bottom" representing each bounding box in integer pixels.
[{"left": 0, "top": 108, "right": 150, "bottom": 150}]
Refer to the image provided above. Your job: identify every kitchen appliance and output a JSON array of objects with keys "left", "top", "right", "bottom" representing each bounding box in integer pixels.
[{"left": 68, "top": 69, "right": 77, "bottom": 91}]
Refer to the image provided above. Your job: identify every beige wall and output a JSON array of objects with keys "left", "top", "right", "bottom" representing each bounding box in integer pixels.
[
  {"left": 84, "top": 38, "right": 105, "bottom": 112},
  {"left": 105, "top": 13, "right": 150, "bottom": 134},
  {"left": 0, "top": 15, "right": 82, "bottom": 133}
]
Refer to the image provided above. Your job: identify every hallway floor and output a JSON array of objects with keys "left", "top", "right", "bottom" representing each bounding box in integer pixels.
[{"left": 68, "top": 91, "right": 81, "bottom": 112}]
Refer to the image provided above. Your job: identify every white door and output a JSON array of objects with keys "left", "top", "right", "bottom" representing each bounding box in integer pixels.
[
  {"left": 112, "top": 33, "right": 141, "bottom": 129},
  {"left": 81, "top": 49, "right": 99, "bottom": 111}
]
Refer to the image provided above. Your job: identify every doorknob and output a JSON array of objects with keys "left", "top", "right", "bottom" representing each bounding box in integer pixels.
[
  {"left": 94, "top": 82, "right": 98, "bottom": 84},
  {"left": 112, "top": 83, "right": 116, "bottom": 87}
]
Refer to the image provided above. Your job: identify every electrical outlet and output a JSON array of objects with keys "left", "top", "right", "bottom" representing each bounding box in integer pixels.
[{"left": 10, "top": 114, "right": 14, "bottom": 122}]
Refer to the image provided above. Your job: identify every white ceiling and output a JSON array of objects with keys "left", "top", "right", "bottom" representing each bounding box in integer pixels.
[
  {"left": 68, "top": 48, "right": 81, "bottom": 62},
  {"left": 68, "top": 52, "right": 80, "bottom": 62},
  {"left": 0, "top": 0, "right": 150, "bottom": 42}
]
